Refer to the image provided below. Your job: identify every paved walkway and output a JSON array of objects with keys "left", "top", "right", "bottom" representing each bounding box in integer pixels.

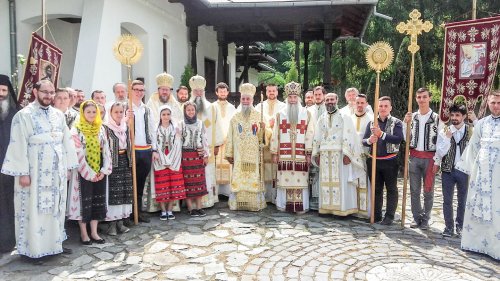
[{"left": 0, "top": 180, "right": 498, "bottom": 281}]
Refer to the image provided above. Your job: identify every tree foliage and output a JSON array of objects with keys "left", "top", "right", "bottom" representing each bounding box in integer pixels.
[{"left": 259, "top": 0, "right": 500, "bottom": 110}]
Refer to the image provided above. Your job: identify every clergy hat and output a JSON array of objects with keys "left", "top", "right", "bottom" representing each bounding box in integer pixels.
[
  {"left": 156, "top": 72, "right": 174, "bottom": 89},
  {"left": 189, "top": 75, "right": 206, "bottom": 90},
  {"left": 284, "top": 81, "right": 302, "bottom": 99},
  {"left": 239, "top": 83, "right": 256, "bottom": 97}
]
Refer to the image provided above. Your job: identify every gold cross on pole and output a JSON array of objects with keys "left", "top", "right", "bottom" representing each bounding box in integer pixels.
[
  {"left": 396, "top": 9, "right": 433, "bottom": 229},
  {"left": 396, "top": 9, "right": 433, "bottom": 54}
]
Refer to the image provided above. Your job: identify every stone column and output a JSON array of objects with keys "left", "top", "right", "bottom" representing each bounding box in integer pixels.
[{"left": 189, "top": 25, "right": 198, "bottom": 73}]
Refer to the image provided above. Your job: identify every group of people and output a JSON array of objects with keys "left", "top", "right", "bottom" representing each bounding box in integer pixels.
[{"left": 0, "top": 71, "right": 498, "bottom": 261}]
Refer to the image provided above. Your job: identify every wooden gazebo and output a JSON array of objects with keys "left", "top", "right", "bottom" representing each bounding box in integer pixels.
[{"left": 169, "top": 0, "right": 378, "bottom": 90}]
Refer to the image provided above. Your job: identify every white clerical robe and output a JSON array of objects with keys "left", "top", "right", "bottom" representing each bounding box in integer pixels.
[
  {"left": 256, "top": 99, "right": 286, "bottom": 203},
  {"left": 213, "top": 100, "right": 237, "bottom": 196},
  {"left": 348, "top": 111, "right": 373, "bottom": 218},
  {"left": 307, "top": 103, "right": 326, "bottom": 210},
  {"left": 270, "top": 106, "right": 314, "bottom": 213},
  {"left": 312, "top": 110, "right": 365, "bottom": 216},
  {"left": 1, "top": 102, "right": 78, "bottom": 258},
  {"left": 456, "top": 115, "right": 500, "bottom": 260},
  {"left": 225, "top": 109, "right": 267, "bottom": 211},
  {"left": 340, "top": 104, "right": 374, "bottom": 116},
  {"left": 198, "top": 101, "right": 224, "bottom": 208}
]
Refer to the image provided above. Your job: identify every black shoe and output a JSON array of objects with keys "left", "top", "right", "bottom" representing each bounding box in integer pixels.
[
  {"left": 442, "top": 228, "right": 454, "bottom": 237},
  {"left": 167, "top": 214, "right": 176, "bottom": 220},
  {"left": 139, "top": 214, "right": 151, "bottom": 223},
  {"left": 80, "top": 238, "right": 92, "bottom": 246},
  {"left": 21, "top": 255, "right": 44, "bottom": 265},
  {"left": 62, "top": 246, "right": 73, "bottom": 254},
  {"left": 380, "top": 218, "right": 393, "bottom": 226},
  {"left": 410, "top": 220, "right": 421, "bottom": 228},
  {"left": 196, "top": 209, "right": 206, "bottom": 217},
  {"left": 420, "top": 220, "right": 429, "bottom": 230},
  {"left": 189, "top": 210, "right": 199, "bottom": 217},
  {"left": 456, "top": 227, "right": 462, "bottom": 237},
  {"left": 123, "top": 218, "right": 134, "bottom": 227},
  {"left": 160, "top": 214, "right": 168, "bottom": 221},
  {"left": 91, "top": 237, "right": 105, "bottom": 244}
]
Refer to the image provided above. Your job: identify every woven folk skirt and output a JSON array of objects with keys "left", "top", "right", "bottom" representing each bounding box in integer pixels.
[
  {"left": 154, "top": 148, "right": 186, "bottom": 203},
  {"left": 181, "top": 148, "right": 208, "bottom": 198},
  {"left": 108, "top": 153, "right": 133, "bottom": 206}
]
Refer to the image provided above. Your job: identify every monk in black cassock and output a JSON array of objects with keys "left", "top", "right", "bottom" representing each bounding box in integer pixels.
[{"left": 0, "top": 74, "right": 19, "bottom": 253}]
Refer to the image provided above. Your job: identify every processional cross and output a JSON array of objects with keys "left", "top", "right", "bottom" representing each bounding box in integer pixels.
[{"left": 396, "top": 9, "right": 433, "bottom": 228}]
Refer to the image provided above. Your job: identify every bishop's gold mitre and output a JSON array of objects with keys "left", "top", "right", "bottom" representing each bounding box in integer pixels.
[
  {"left": 189, "top": 75, "right": 206, "bottom": 90},
  {"left": 156, "top": 72, "right": 174, "bottom": 88},
  {"left": 239, "top": 83, "right": 256, "bottom": 97},
  {"left": 284, "top": 81, "right": 302, "bottom": 99}
]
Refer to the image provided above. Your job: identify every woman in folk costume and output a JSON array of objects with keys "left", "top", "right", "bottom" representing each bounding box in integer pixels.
[
  {"left": 180, "top": 101, "right": 209, "bottom": 217},
  {"left": 154, "top": 105, "right": 186, "bottom": 220},
  {"left": 68, "top": 100, "right": 112, "bottom": 245},
  {"left": 103, "top": 102, "right": 132, "bottom": 235}
]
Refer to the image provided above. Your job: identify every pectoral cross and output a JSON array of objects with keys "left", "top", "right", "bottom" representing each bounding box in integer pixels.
[{"left": 396, "top": 9, "right": 433, "bottom": 54}]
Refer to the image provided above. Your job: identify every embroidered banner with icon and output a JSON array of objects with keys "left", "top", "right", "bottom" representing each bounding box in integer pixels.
[
  {"left": 18, "top": 32, "right": 63, "bottom": 107},
  {"left": 439, "top": 16, "right": 500, "bottom": 122}
]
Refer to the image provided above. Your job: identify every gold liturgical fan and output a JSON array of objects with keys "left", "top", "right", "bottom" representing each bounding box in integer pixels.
[{"left": 365, "top": 42, "right": 394, "bottom": 224}]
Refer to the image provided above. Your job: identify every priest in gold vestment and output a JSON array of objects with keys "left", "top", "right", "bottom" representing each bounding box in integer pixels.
[
  {"left": 225, "top": 83, "right": 267, "bottom": 211},
  {"left": 312, "top": 93, "right": 365, "bottom": 216},
  {"left": 270, "top": 82, "right": 315, "bottom": 213}
]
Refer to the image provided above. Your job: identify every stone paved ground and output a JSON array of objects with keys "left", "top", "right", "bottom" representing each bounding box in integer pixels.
[{"left": 0, "top": 179, "right": 499, "bottom": 281}]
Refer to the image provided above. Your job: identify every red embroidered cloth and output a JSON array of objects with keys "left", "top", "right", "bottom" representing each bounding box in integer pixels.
[{"left": 440, "top": 16, "right": 500, "bottom": 122}]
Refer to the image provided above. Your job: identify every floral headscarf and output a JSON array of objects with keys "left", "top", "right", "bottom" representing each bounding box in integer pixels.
[{"left": 75, "top": 100, "right": 102, "bottom": 172}]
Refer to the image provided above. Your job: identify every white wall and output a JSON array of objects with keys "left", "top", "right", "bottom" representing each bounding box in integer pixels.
[{"left": 0, "top": 1, "right": 11, "bottom": 76}]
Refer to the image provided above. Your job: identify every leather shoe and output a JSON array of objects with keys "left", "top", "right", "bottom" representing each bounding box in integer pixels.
[
  {"left": 62, "top": 246, "right": 73, "bottom": 254},
  {"left": 138, "top": 214, "right": 151, "bottom": 223},
  {"left": 380, "top": 218, "right": 393, "bottom": 226},
  {"left": 80, "top": 238, "right": 92, "bottom": 246},
  {"left": 91, "top": 237, "right": 105, "bottom": 244}
]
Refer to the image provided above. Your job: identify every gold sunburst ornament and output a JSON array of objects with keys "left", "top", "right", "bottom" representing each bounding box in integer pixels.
[
  {"left": 365, "top": 41, "right": 394, "bottom": 225},
  {"left": 366, "top": 42, "right": 394, "bottom": 73},
  {"left": 113, "top": 34, "right": 143, "bottom": 66}
]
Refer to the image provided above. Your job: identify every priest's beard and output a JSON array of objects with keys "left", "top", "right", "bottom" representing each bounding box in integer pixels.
[
  {"left": 159, "top": 94, "right": 170, "bottom": 104},
  {"left": 192, "top": 96, "right": 206, "bottom": 115},
  {"left": 326, "top": 103, "right": 337, "bottom": 113},
  {"left": 241, "top": 105, "right": 253, "bottom": 118},
  {"left": 287, "top": 103, "right": 299, "bottom": 125},
  {"left": 0, "top": 98, "right": 10, "bottom": 120}
]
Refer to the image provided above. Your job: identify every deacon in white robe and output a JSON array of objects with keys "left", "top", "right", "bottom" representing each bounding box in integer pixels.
[
  {"left": 347, "top": 94, "right": 373, "bottom": 218},
  {"left": 212, "top": 83, "right": 237, "bottom": 196},
  {"left": 255, "top": 84, "right": 286, "bottom": 203},
  {"left": 270, "top": 82, "right": 314, "bottom": 213},
  {"left": 456, "top": 92, "right": 500, "bottom": 260},
  {"left": 189, "top": 75, "right": 224, "bottom": 208},
  {"left": 1, "top": 80, "right": 78, "bottom": 258},
  {"left": 312, "top": 93, "right": 365, "bottom": 216}
]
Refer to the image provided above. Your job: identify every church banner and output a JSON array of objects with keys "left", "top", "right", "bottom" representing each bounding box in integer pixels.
[
  {"left": 439, "top": 16, "right": 500, "bottom": 122},
  {"left": 18, "top": 32, "right": 63, "bottom": 107}
]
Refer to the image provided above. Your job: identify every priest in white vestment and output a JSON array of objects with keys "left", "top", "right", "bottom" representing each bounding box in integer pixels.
[
  {"left": 270, "top": 82, "right": 314, "bottom": 213},
  {"left": 347, "top": 94, "right": 373, "bottom": 218},
  {"left": 225, "top": 83, "right": 267, "bottom": 211},
  {"left": 456, "top": 92, "right": 500, "bottom": 260},
  {"left": 339, "top": 87, "right": 373, "bottom": 116},
  {"left": 189, "top": 75, "right": 224, "bottom": 208},
  {"left": 312, "top": 93, "right": 365, "bottom": 216},
  {"left": 1, "top": 80, "right": 78, "bottom": 258},
  {"left": 255, "top": 84, "right": 286, "bottom": 203},
  {"left": 212, "top": 82, "right": 237, "bottom": 196}
]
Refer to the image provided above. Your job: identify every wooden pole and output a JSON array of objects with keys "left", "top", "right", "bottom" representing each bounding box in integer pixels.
[
  {"left": 41, "top": 0, "right": 46, "bottom": 38},
  {"left": 401, "top": 52, "right": 416, "bottom": 228},
  {"left": 260, "top": 93, "right": 265, "bottom": 191},
  {"left": 472, "top": 0, "right": 477, "bottom": 20},
  {"left": 127, "top": 65, "right": 139, "bottom": 225},
  {"left": 369, "top": 70, "right": 381, "bottom": 224}
]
